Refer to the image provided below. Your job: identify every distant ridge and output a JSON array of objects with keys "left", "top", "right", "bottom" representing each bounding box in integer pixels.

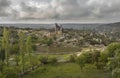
[
  {"left": 0, "top": 22, "right": 120, "bottom": 31},
  {"left": 0, "top": 23, "right": 101, "bottom": 29},
  {"left": 105, "top": 22, "right": 120, "bottom": 27}
]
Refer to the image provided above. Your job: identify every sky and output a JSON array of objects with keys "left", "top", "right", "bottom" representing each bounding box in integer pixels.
[{"left": 0, "top": 0, "right": 120, "bottom": 23}]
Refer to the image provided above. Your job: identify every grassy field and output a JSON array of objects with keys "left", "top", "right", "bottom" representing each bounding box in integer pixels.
[
  {"left": 23, "top": 63, "right": 111, "bottom": 78},
  {"left": 37, "top": 46, "right": 80, "bottom": 53}
]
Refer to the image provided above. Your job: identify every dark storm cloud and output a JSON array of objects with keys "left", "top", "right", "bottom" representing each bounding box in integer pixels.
[
  {"left": 0, "top": 0, "right": 120, "bottom": 22},
  {"left": 18, "top": 0, "right": 87, "bottom": 20}
]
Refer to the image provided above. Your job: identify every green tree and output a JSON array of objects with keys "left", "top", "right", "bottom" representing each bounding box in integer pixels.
[
  {"left": 49, "top": 57, "right": 57, "bottom": 65},
  {"left": 0, "top": 61, "right": 4, "bottom": 74},
  {"left": 2, "top": 27, "right": 10, "bottom": 66},
  {"left": 112, "top": 68, "right": 120, "bottom": 78},
  {"left": 26, "top": 35, "right": 33, "bottom": 66},
  {"left": 4, "top": 67, "right": 18, "bottom": 78},
  {"left": 76, "top": 54, "right": 87, "bottom": 71},
  {"left": 82, "top": 52, "right": 93, "bottom": 64},
  {"left": 91, "top": 50, "right": 100, "bottom": 65},
  {"left": 106, "top": 43, "right": 120, "bottom": 78},
  {"left": 39, "top": 56, "right": 48, "bottom": 65},
  {"left": 18, "top": 31, "right": 25, "bottom": 73},
  {"left": 98, "top": 52, "right": 109, "bottom": 69},
  {"left": 0, "top": 48, "right": 5, "bottom": 62},
  {"left": 106, "top": 43, "right": 120, "bottom": 57},
  {"left": 46, "top": 38, "right": 53, "bottom": 46},
  {"left": 10, "top": 44, "right": 19, "bottom": 66},
  {"left": 69, "top": 54, "right": 76, "bottom": 63},
  {"left": 99, "top": 52, "right": 108, "bottom": 64},
  {"left": 108, "top": 50, "right": 120, "bottom": 78},
  {"left": 0, "top": 72, "right": 6, "bottom": 78}
]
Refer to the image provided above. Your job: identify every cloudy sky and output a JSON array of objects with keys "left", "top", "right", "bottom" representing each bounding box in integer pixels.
[{"left": 0, "top": 0, "right": 120, "bottom": 23}]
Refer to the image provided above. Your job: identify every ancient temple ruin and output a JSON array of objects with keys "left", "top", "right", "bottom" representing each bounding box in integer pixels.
[{"left": 55, "top": 23, "right": 63, "bottom": 34}]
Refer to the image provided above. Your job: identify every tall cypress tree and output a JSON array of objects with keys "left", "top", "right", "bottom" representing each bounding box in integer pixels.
[
  {"left": 26, "top": 35, "right": 32, "bottom": 66},
  {"left": 2, "top": 27, "right": 10, "bottom": 66},
  {"left": 18, "top": 31, "right": 25, "bottom": 73}
]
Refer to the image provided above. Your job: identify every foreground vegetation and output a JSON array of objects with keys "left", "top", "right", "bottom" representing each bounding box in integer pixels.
[
  {"left": 23, "top": 63, "right": 111, "bottom": 78},
  {"left": 0, "top": 27, "right": 120, "bottom": 78}
]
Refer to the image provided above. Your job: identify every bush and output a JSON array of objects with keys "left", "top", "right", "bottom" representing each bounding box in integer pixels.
[
  {"left": 106, "top": 43, "right": 120, "bottom": 57},
  {"left": 69, "top": 54, "right": 76, "bottom": 63},
  {"left": 112, "top": 68, "right": 120, "bottom": 78},
  {"left": 0, "top": 48, "right": 5, "bottom": 62},
  {"left": 0, "top": 72, "right": 6, "bottom": 78},
  {"left": 95, "top": 62, "right": 105, "bottom": 70},
  {"left": 92, "top": 50, "right": 100, "bottom": 64},
  {"left": 3, "top": 67, "right": 19, "bottom": 78},
  {"left": 49, "top": 57, "right": 58, "bottom": 65},
  {"left": 0, "top": 61, "right": 4, "bottom": 72},
  {"left": 76, "top": 54, "right": 87, "bottom": 71},
  {"left": 99, "top": 52, "right": 108, "bottom": 63},
  {"left": 82, "top": 52, "right": 93, "bottom": 63},
  {"left": 30, "top": 56, "right": 40, "bottom": 66},
  {"left": 39, "top": 56, "right": 49, "bottom": 64}
]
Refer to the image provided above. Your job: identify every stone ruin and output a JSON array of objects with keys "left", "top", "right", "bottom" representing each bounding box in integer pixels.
[{"left": 55, "top": 23, "right": 63, "bottom": 34}]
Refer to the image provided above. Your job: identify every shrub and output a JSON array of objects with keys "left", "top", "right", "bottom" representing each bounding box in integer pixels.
[
  {"left": 0, "top": 61, "right": 4, "bottom": 72},
  {"left": 82, "top": 52, "right": 93, "bottom": 63},
  {"left": 106, "top": 43, "right": 120, "bottom": 57},
  {"left": 30, "top": 56, "right": 40, "bottom": 66},
  {"left": 69, "top": 54, "right": 76, "bottom": 63},
  {"left": 0, "top": 72, "right": 6, "bottom": 78},
  {"left": 92, "top": 50, "right": 100, "bottom": 64},
  {"left": 49, "top": 57, "right": 58, "bottom": 65},
  {"left": 95, "top": 62, "right": 105, "bottom": 70},
  {"left": 39, "top": 56, "right": 48, "bottom": 64},
  {"left": 112, "top": 68, "right": 120, "bottom": 78},
  {"left": 76, "top": 54, "right": 87, "bottom": 71},
  {"left": 4, "top": 67, "right": 19, "bottom": 78}
]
